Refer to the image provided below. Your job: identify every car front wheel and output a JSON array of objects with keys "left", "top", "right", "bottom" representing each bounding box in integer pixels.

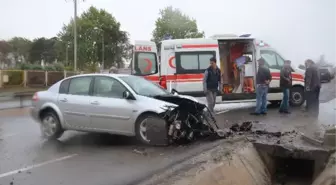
[
  {"left": 40, "top": 111, "right": 64, "bottom": 140},
  {"left": 135, "top": 113, "right": 163, "bottom": 145}
]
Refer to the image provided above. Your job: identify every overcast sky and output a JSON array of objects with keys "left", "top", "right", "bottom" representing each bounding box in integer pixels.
[{"left": 1, "top": 0, "right": 335, "bottom": 65}]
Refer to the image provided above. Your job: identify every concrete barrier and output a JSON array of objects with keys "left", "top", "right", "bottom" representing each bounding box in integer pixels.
[
  {"left": 159, "top": 142, "right": 272, "bottom": 185},
  {"left": 193, "top": 143, "right": 271, "bottom": 185},
  {"left": 312, "top": 152, "right": 336, "bottom": 185},
  {"left": 150, "top": 140, "right": 334, "bottom": 185}
]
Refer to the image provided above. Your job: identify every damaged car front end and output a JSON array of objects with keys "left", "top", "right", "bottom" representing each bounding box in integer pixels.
[{"left": 146, "top": 94, "right": 224, "bottom": 146}]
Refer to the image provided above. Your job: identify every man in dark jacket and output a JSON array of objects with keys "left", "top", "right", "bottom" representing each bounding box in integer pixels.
[
  {"left": 279, "top": 60, "right": 292, "bottom": 114},
  {"left": 304, "top": 59, "right": 321, "bottom": 115},
  {"left": 251, "top": 58, "right": 272, "bottom": 115},
  {"left": 203, "top": 57, "right": 221, "bottom": 113}
]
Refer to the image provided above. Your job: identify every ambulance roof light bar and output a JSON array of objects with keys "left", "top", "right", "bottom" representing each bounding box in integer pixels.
[
  {"left": 239, "top": 34, "right": 252, "bottom": 38},
  {"left": 256, "top": 40, "right": 270, "bottom": 47},
  {"left": 209, "top": 34, "right": 238, "bottom": 39}
]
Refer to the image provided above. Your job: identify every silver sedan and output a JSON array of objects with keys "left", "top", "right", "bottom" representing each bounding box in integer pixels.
[{"left": 30, "top": 74, "right": 181, "bottom": 145}]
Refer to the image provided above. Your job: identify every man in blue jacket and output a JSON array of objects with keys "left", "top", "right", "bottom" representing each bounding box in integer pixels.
[{"left": 203, "top": 57, "right": 221, "bottom": 113}]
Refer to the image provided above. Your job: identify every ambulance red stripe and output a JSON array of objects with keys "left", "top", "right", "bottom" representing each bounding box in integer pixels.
[{"left": 144, "top": 72, "right": 304, "bottom": 83}]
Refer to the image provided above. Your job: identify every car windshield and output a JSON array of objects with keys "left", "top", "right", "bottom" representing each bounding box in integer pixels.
[{"left": 119, "top": 75, "right": 169, "bottom": 97}]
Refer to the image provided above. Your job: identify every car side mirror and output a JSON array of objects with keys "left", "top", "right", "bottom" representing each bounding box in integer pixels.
[{"left": 123, "top": 91, "right": 131, "bottom": 99}]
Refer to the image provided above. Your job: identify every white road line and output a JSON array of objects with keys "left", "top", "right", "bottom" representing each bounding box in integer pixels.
[
  {"left": 1, "top": 133, "right": 20, "bottom": 139},
  {"left": 0, "top": 131, "right": 31, "bottom": 139},
  {"left": 0, "top": 154, "right": 78, "bottom": 179},
  {"left": 215, "top": 110, "right": 230, "bottom": 115}
]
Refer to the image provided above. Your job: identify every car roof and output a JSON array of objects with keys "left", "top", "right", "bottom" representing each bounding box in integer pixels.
[{"left": 66, "top": 73, "right": 131, "bottom": 79}]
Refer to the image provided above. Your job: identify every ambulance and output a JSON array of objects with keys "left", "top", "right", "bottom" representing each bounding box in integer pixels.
[{"left": 131, "top": 34, "right": 305, "bottom": 107}]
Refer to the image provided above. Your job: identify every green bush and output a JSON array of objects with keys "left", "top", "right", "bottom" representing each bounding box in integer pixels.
[
  {"left": 64, "top": 66, "right": 73, "bottom": 71},
  {"left": 54, "top": 63, "right": 65, "bottom": 71},
  {"left": 44, "top": 65, "right": 56, "bottom": 71},
  {"left": 16, "top": 63, "right": 65, "bottom": 71},
  {"left": 18, "top": 63, "right": 43, "bottom": 70}
]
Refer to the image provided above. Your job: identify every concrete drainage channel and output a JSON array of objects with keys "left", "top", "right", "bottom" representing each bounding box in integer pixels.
[{"left": 139, "top": 122, "right": 336, "bottom": 185}]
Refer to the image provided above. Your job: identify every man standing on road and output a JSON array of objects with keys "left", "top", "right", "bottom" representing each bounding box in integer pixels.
[
  {"left": 304, "top": 59, "right": 321, "bottom": 115},
  {"left": 279, "top": 60, "right": 293, "bottom": 114},
  {"left": 251, "top": 58, "right": 272, "bottom": 116},
  {"left": 203, "top": 57, "right": 221, "bottom": 113}
]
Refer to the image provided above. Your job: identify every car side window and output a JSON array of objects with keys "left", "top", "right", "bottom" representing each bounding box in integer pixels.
[
  {"left": 93, "top": 76, "right": 127, "bottom": 99},
  {"left": 68, "top": 77, "right": 93, "bottom": 96},
  {"left": 59, "top": 79, "right": 70, "bottom": 94},
  {"left": 260, "top": 50, "right": 279, "bottom": 69}
]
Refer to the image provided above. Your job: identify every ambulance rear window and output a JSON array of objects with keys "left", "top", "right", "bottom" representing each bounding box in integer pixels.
[{"left": 133, "top": 52, "right": 158, "bottom": 76}]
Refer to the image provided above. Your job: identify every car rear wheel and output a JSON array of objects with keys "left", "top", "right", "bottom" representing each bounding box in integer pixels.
[
  {"left": 290, "top": 86, "right": 304, "bottom": 107},
  {"left": 40, "top": 111, "right": 64, "bottom": 140},
  {"left": 135, "top": 113, "right": 160, "bottom": 145}
]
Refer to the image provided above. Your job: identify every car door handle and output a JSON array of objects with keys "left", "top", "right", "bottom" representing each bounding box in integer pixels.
[
  {"left": 90, "top": 101, "right": 100, "bottom": 105},
  {"left": 59, "top": 98, "right": 68, "bottom": 102}
]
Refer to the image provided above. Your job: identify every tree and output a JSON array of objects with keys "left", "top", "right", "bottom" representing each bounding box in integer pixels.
[
  {"left": 152, "top": 6, "right": 205, "bottom": 45},
  {"left": 29, "top": 37, "right": 58, "bottom": 64},
  {"left": 58, "top": 6, "right": 131, "bottom": 70},
  {"left": 8, "top": 37, "right": 32, "bottom": 63},
  {"left": 0, "top": 40, "right": 12, "bottom": 68}
]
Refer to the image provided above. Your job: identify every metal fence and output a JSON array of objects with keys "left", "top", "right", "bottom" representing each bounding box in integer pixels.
[
  {"left": 0, "top": 70, "right": 81, "bottom": 88},
  {"left": 0, "top": 70, "right": 24, "bottom": 87},
  {"left": 0, "top": 68, "right": 131, "bottom": 89}
]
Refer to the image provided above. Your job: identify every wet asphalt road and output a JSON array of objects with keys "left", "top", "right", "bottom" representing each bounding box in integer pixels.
[{"left": 0, "top": 79, "right": 335, "bottom": 185}]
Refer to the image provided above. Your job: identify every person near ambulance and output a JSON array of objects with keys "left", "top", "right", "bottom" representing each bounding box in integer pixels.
[
  {"left": 279, "top": 60, "right": 292, "bottom": 114},
  {"left": 251, "top": 58, "right": 272, "bottom": 116},
  {"left": 203, "top": 57, "right": 221, "bottom": 113},
  {"left": 304, "top": 59, "right": 321, "bottom": 115}
]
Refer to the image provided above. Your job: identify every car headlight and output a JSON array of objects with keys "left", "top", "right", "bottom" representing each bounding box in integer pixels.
[{"left": 160, "top": 104, "right": 177, "bottom": 111}]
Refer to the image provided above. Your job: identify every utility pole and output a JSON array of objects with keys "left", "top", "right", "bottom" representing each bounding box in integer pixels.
[
  {"left": 65, "top": 43, "right": 70, "bottom": 66},
  {"left": 94, "top": 27, "right": 104, "bottom": 70},
  {"left": 73, "top": 0, "right": 78, "bottom": 71},
  {"left": 65, "top": 46, "right": 68, "bottom": 65},
  {"left": 101, "top": 33, "right": 104, "bottom": 70}
]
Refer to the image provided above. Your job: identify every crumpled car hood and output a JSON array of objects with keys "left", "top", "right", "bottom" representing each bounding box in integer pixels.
[{"left": 153, "top": 94, "right": 206, "bottom": 113}]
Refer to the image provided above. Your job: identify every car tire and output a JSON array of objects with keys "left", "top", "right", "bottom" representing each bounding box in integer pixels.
[
  {"left": 40, "top": 111, "right": 64, "bottom": 140},
  {"left": 135, "top": 113, "right": 160, "bottom": 145},
  {"left": 290, "top": 86, "right": 304, "bottom": 107}
]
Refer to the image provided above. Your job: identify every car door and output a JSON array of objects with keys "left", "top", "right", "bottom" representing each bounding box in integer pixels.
[
  {"left": 57, "top": 76, "right": 93, "bottom": 129},
  {"left": 88, "top": 76, "right": 135, "bottom": 135}
]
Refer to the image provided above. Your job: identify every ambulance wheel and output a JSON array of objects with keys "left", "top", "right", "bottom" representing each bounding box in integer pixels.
[{"left": 290, "top": 86, "right": 304, "bottom": 107}]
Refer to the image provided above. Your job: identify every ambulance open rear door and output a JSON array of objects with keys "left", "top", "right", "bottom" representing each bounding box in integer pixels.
[{"left": 132, "top": 41, "right": 160, "bottom": 84}]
